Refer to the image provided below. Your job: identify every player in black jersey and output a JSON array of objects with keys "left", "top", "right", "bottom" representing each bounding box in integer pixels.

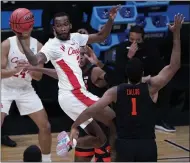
[
  {"left": 74, "top": 46, "right": 111, "bottom": 162},
  {"left": 70, "top": 13, "right": 184, "bottom": 162}
]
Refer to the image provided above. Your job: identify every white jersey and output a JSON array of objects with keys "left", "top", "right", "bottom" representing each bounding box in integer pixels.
[
  {"left": 1, "top": 36, "right": 38, "bottom": 89},
  {"left": 40, "top": 33, "right": 89, "bottom": 93}
]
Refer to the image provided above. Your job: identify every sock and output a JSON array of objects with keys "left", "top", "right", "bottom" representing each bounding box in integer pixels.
[{"left": 42, "top": 154, "right": 51, "bottom": 162}]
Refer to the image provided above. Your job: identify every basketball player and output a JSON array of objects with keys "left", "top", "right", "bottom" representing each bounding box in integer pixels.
[
  {"left": 16, "top": 6, "right": 119, "bottom": 151},
  {"left": 21, "top": 46, "right": 112, "bottom": 162},
  {"left": 1, "top": 8, "right": 52, "bottom": 162},
  {"left": 70, "top": 13, "right": 184, "bottom": 161},
  {"left": 76, "top": 46, "right": 112, "bottom": 162}
]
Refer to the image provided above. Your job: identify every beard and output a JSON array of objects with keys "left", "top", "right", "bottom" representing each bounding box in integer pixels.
[{"left": 55, "top": 31, "right": 70, "bottom": 41}]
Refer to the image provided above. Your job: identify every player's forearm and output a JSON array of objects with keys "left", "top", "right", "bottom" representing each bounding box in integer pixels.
[
  {"left": 30, "top": 67, "right": 58, "bottom": 79},
  {"left": 1, "top": 69, "right": 17, "bottom": 78},
  {"left": 98, "top": 18, "right": 114, "bottom": 41},
  {"left": 30, "top": 72, "right": 43, "bottom": 81},
  {"left": 170, "top": 32, "right": 181, "bottom": 70},
  {"left": 19, "top": 39, "right": 39, "bottom": 66}
]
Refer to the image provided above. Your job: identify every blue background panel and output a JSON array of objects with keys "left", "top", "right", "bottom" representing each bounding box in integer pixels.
[{"left": 1, "top": 10, "right": 43, "bottom": 29}]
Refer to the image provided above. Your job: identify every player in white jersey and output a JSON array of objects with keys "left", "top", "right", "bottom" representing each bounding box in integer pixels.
[
  {"left": 1, "top": 28, "right": 52, "bottom": 161},
  {"left": 17, "top": 7, "right": 119, "bottom": 151}
]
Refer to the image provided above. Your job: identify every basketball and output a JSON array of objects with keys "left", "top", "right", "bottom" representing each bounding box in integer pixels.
[{"left": 9, "top": 8, "right": 34, "bottom": 33}]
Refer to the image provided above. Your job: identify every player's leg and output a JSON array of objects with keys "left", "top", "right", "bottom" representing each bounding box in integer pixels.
[
  {"left": 94, "top": 122, "right": 111, "bottom": 162},
  {"left": 16, "top": 88, "right": 52, "bottom": 161},
  {"left": 59, "top": 91, "right": 114, "bottom": 149},
  {"left": 74, "top": 127, "right": 95, "bottom": 162},
  {"left": 77, "top": 120, "right": 107, "bottom": 149},
  {"left": 1, "top": 88, "right": 13, "bottom": 127},
  {"left": 136, "top": 139, "right": 157, "bottom": 162},
  {"left": 75, "top": 147, "right": 94, "bottom": 162},
  {"left": 1, "top": 112, "right": 7, "bottom": 127},
  {"left": 28, "top": 110, "right": 52, "bottom": 160},
  {"left": 115, "top": 139, "right": 135, "bottom": 162},
  {"left": 1, "top": 89, "right": 17, "bottom": 147}
]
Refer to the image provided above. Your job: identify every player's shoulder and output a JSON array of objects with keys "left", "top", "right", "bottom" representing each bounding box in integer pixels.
[
  {"left": 70, "top": 32, "right": 80, "bottom": 37},
  {"left": 70, "top": 32, "right": 85, "bottom": 40},
  {"left": 1, "top": 38, "right": 10, "bottom": 49},
  {"left": 91, "top": 66, "right": 104, "bottom": 74},
  {"left": 43, "top": 37, "right": 57, "bottom": 48},
  {"left": 117, "top": 83, "right": 129, "bottom": 91}
]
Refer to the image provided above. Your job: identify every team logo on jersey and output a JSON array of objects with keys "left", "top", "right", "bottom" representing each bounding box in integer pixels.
[
  {"left": 68, "top": 47, "right": 80, "bottom": 56},
  {"left": 60, "top": 45, "right": 65, "bottom": 52}
]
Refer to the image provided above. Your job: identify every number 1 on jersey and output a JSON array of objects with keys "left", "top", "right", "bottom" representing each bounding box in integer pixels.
[{"left": 131, "top": 98, "right": 137, "bottom": 116}]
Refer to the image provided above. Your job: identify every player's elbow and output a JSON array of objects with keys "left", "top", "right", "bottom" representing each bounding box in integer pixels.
[
  {"left": 96, "top": 33, "right": 107, "bottom": 42},
  {"left": 169, "top": 63, "right": 180, "bottom": 74},
  {"left": 30, "top": 61, "right": 39, "bottom": 66},
  {"left": 35, "top": 76, "right": 42, "bottom": 81}
]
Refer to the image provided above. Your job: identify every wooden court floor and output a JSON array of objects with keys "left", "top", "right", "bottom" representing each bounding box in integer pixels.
[{"left": 1, "top": 126, "right": 190, "bottom": 162}]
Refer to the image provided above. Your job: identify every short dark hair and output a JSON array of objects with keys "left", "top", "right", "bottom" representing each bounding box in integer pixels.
[
  {"left": 126, "top": 58, "right": 144, "bottom": 84},
  {"left": 129, "top": 25, "right": 144, "bottom": 38},
  {"left": 23, "top": 145, "right": 42, "bottom": 162},
  {"left": 52, "top": 12, "right": 70, "bottom": 25}
]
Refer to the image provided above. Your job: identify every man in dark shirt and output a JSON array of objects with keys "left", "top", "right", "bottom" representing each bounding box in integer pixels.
[{"left": 70, "top": 13, "right": 183, "bottom": 161}]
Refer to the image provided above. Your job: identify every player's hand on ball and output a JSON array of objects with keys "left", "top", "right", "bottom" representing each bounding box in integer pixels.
[{"left": 167, "top": 13, "right": 185, "bottom": 33}]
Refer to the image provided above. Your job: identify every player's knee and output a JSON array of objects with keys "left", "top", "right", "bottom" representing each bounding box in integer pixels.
[
  {"left": 96, "top": 133, "right": 107, "bottom": 148},
  {"left": 38, "top": 121, "right": 51, "bottom": 133}
]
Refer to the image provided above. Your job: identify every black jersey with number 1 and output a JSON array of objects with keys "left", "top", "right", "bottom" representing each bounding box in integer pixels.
[{"left": 115, "top": 83, "right": 156, "bottom": 139}]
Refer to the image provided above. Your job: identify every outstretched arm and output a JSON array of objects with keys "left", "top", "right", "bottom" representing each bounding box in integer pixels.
[
  {"left": 87, "top": 6, "right": 120, "bottom": 44},
  {"left": 71, "top": 86, "right": 117, "bottom": 129},
  {"left": 29, "top": 42, "right": 44, "bottom": 81},
  {"left": 149, "top": 14, "right": 184, "bottom": 94},
  {"left": 29, "top": 67, "right": 58, "bottom": 79},
  {"left": 17, "top": 62, "right": 58, "bottom": 80}
]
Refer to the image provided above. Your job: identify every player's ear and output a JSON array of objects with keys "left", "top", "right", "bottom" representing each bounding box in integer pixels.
[
  {"left": 52, "top": 27, "right": 56, "bottom": 37},
  {"left": 70, "top": 24, "right": 72, "bottom": 30}
]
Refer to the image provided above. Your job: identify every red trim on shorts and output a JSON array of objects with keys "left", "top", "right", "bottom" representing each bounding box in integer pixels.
[
  {"left": 56, "top": 59, "right": 96, "bottom": 106},
  {"left": 75, "top": 151, "right": 95, "bottom": 157},
  {"left": 102, "top": 157, "right": 111, "bottom": 162},
  {"left": 95, "top": 148, "right": 105, "bottom": 154}
]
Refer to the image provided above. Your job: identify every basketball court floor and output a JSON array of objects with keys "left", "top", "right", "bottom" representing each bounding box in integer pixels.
[{"left": 1, "top": 126, "right": 189, "bottom": 162}]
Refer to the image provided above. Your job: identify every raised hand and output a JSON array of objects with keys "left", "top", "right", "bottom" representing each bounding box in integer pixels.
[
  {"left": 109, "top": 5, "right": 120, "bottom": 20},
  {"left": 167, "top": 13, "right": 185, "bottom": 33},
  {"left": 84, "top": 46, "right": 99, "bottom": 65}
]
